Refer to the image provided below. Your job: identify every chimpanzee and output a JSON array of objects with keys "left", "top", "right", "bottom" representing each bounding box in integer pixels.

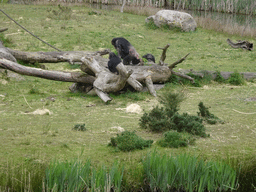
[
  {"left": 111, "top": 37, "right": 143, "bottom": 65},
  {"left": 142, "top": 54, "right": 156, "bottom": 63},
  {"left": 107, "top": 52, "right": 122, "bottom": 74}
]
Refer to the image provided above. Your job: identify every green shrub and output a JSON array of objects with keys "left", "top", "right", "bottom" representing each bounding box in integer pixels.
[
  {"left": 157, "top": 131, "right": 195, "bottom": 148},
  {"left": 169, "top": 72, "right": 212, "bottom": 87},
  {"left": 228, "top": 72, "right": 246, "bottom": 85},
  {"left": 73, "top": 123, "right": 86, "bottom": 131},
  {"left": 109, "top": 131, "right": 153, "bottom": 152},
  {"left": 198, "top": 102, "right": 224, "bottom": 124},
  {"left": 214, "top": 71, "right": 226, "bottom": 83},
  {"left": 172, "top": 113, "right": 208, "bottom": 137},
  {"left": 139, "top": 90, "right": 209, "bottom": 138},
  {"left": 29, "top": 86, "right": 40, "bottom": 94},
  {"left": 158, "top": 90, "right": 185, "bottom": 116},
  {"left": 139, "top": 106, "right": 170, "bottom": 132}
]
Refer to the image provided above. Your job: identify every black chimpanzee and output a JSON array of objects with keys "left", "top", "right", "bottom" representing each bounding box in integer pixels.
[
  {"left": 142, "top": 54, "right": 156, "bottom": 63},
  {"left": 111, "top": 37, "right": 143, "bottom": 65},
  {"left": 107, "top": 52, "right": 122, "bottom": 74}
]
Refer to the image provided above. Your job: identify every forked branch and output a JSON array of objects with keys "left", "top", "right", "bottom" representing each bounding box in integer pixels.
[{"left": 169, "top": 53, "right": 190, "bottom": 70}]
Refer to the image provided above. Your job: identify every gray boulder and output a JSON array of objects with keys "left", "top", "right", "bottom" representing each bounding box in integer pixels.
[{"left": 146, "top": 10, "right": 197, "bottom": 32}]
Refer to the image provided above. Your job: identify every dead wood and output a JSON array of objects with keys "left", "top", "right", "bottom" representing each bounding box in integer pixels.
[
  {"left": 0, "top": 58, "right": 96, "bottom": 83},
  {"left": 0, "top": 28, "right": 8, "bottom": 33},
  {"left": 227, "top": 39, "right": 253, "bottom": 51},
  {"left": 0, "top": 42, "right": 17, "bottom": 62},
  {"left": 7, "top": 48, "right": 111, "bottom": 64},
  {"left": 0, "top": 43, "right": 192, "bottom": 102},
  {"left": 158, "top": 44, "right": 170, "bottom": 65}
]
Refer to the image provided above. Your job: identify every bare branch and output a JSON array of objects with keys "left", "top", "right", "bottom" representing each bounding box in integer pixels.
[
  {"left": 158, "top": 44, "right": 170, "bottom": 65},
  {"left": 0, "top": 28, "right": 8, "bottom": 33},
  {"left": 171, "top": 70, "right": 195, "bottom": 83},
  {"left": 169, "top": 53, "right": 190, "bottom": 70}
]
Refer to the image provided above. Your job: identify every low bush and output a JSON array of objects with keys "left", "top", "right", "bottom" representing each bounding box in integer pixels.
[
  {"left": 72, "top": 123, "right": 86, "bottom": 131},
  {"left": 139, "top": 106, "right": 170, "bottom": 132},
  {"left": 198, "top": 102, "right": 223, "bottom": 124},
  {"left": 172, "top": 112, "right": 208, "bottom": 137},
  {"left": 139, "top": 90, "right": 209, "bottom": 138},
  {"left": 108, "top": 131, "right": 153, "bottom": 152},
  {"left": 228, "top": 71, "right": 246, "bottom": 85},
  {"left": 157, "top": 131, "right": 195, "bottom": 148},
  {"left": 168, "top": 72, "right": 213, "bottom": 87},
  {"left": 214, "top": 71, "right": 226, "bottom": 83}
]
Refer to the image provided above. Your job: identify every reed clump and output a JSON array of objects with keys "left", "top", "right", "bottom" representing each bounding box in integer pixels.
[
  {"left": 195, "top": 16, "right": 256, "bottom": 38},
  {"left": 44, "top": 160, "right": 124, "bottom": 192},
  {"left": 143, "top": 151, "right": 238, "bottom": 192}
]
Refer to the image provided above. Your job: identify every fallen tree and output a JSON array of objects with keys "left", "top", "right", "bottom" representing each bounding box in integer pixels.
[
  {"left": 0, "top": 41, "right": 194, "bottom": 102},
  {"left": 1, "top": 41, "right": 255, "bottom": 102}
]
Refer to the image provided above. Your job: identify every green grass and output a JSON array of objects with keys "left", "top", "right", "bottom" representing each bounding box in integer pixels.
[{"left": 0, "top": 3, "right": 256, "bottom": 191}]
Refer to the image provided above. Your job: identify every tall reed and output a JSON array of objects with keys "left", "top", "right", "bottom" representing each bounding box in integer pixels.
[
  {"left": 44, "top": 159, "right": 124, "bottom": 192},
  {"left": 142, "top": 151, "right": 238, "bottom": 192},
  {"left": 0, "top": 160, "right": 47, "bottom": 192}
]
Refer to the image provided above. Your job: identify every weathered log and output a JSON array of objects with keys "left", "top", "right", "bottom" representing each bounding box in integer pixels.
[
  {"left": 0, "top": 42, "right": 17, "bottom": 62},
  {"left": 227, "top": 39, "right": 253, "bottom": 51},
  {"left": 7, "top": 48, "right": 110, "bottom": 64},
  {"left": 0, "top": 58, "right": 96, "bottom": 83},
  {"left": 145, "top": 75, "right": 157, "bottom": 97},
  {"left": 94, "top": 88, "right": 112, "bottom": 103}
]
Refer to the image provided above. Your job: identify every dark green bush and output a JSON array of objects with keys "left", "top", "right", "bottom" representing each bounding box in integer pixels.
[
  {"left": 198, "top": 102, "right": 223, "bottom": 124},
  {"left": 139, "top": 106, "right": 170, "bottom": 132},
  {"left": 157, "top": 131, "right": 195, "bottom": 148},
  {"left": 109, "top": 131, "right": 153, "bottom": 152},
  {"left": 228, "top": 72, "right": 246, "bottom": 85},
  {"left": 172, "top": 113, "right": 208, "bottom": 137},
  {"left": 139, "top": 90, "right": 208, "bottom": 138},
  {"left": 29, "top": 86, "right": 40, "bottom": 94},
  {"left": 73, "top": 124, "right": 86, "bottom": 131},
  {"left": 158, "top": 90, "right": 185, "bottom": 116}
]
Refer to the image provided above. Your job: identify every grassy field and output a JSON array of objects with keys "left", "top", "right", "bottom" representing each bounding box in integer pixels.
[{"left": 0, "top": 3, "right": 256, "bottom": 191}]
